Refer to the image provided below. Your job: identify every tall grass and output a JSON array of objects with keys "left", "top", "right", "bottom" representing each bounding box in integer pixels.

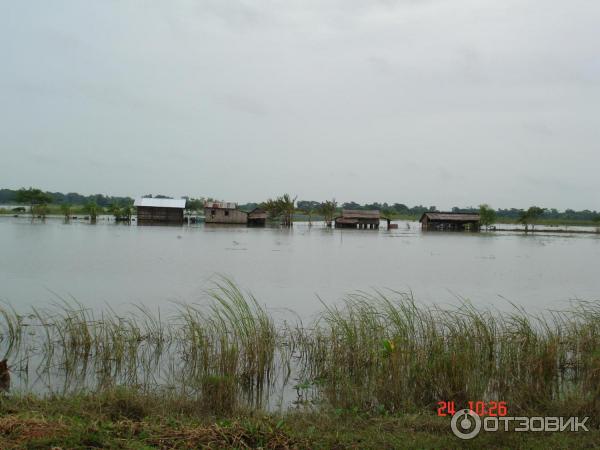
[
  {"left": 296, "top": 292, "right": 600, "bottom": 420},
  {"left": 174, "top": 278, "right": 276, "bottom": 413},
  {"left": 0, "top": 282, "right": 599, "bottom": 421}
]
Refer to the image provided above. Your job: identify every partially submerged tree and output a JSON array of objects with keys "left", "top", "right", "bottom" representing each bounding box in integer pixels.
[
  {"left": 15, "top": 187, "right": 52, "bottom": 219},
  {"left": 263, "top": 194, "right": 297, "bottom": 227},
  {"left": 281, "top": 194, "right": 296, "bottom": 226},
  {"left": 519, "top": 206, "right": 545, "bottom": 232},
  {"left": 84, "top": 201, "right": 100, "bottom": 223},
  {"left": 109, "top": 200, "right": 133, "bottom": 222},
  {"left": 60, "top": 203, "right": 72, "bottom": 221},
  {"left": 479, "top": 204, "right": 497, "bottom": 230},
  {"left": 299, "top": 205, "right": 315, "bottom": 226},
  {"left": 34, "top": 204, "right": 49, "bottom": 219},
  {"left": 319, "top": 199, "right": 338, "bottom": 227},
  {"left": 121, "top": 201, "right": 134, "bottom": 222},
  {"left": 109, "top": 203, "right": 122, "bottom": 220}
]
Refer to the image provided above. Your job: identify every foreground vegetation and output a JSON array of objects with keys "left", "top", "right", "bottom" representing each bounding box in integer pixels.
[
  {"left": 1, "top": 393, "right": 599, "bottom": 449},
  {"left": 0, "top": 279, "right": 599, "bottom": 447}
]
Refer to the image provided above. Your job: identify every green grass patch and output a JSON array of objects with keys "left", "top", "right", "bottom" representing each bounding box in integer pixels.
[{"left": 0, "top": 394, "right": 598, "bottom": 449}]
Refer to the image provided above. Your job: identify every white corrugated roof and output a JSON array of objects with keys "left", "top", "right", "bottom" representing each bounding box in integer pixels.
[{"left": 134, "top": 198, "right": 186, "bottom": 208}]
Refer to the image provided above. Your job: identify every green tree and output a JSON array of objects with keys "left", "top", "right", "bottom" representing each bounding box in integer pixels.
[
  {"left": 186, "top": 198, "right": 204, "bottom": 212},
  {"left": 319, "top": 199, "right": 338, "bottom": 227},
  {"left": 299, "top": 205, "right": 315, "bottom": 226},
  {"left": 479, "top": 204, "right": 497, "bottom": 230},
  {"left": 34, "top": 203, "right": 49, "bottom": 219},
  {"left": 109, "top": 203, "right": 122, "bottom": 220},
  {"left": 109, "top": 200, "right": 133, "bottom": 222},
  {"left": 84, "top": 201, "right": 100, "bottom": 223},
  {"left": 518, "top": 210, "right": 530, "bottom": 231},
  {"left": 262, "top": 194, "right": 297, "bottom": 227},
  {"left": 121, "top": 201, "right": 134, "bottom": 222},
  {"left": 15, "top": 187, "right": 52, "bottom": 218},
  {"left": 519, "top": 206, "right": 545, "bottom": 232},
  {"left": 60, "top": 203, "right": 72, "bottom": 221},
  {"left": 381, "top": 208, "right": 394, "bottom": 220},
  {"left": 280, "top": 194, "right": 296, "bottom": 227}
]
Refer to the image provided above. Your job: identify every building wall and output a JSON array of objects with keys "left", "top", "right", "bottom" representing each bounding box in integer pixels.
[
  {"left": 422, "top": 219, "right": 480, "bottom": 231},
  {"left": 247, "top": 211, "right": 267, "bottom": 226},
  {"left": 137, "top": 206, "right": 184, "bottom": 224},
  {"left": 204, "top": 207, "right": 248, "bottom": 224},
  {"left": 335, "top": 218, "right": 380, "bottom": 229}
]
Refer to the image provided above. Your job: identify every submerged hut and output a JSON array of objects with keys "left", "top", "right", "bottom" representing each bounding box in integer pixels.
[
  {"left": 419, "top": 212, "right": 480, "bottom": 231},
  {"left": 247, "top": 207, "right": 268, "bottom": 226},
  {"left": 204, "top": 201, "right": 248, "bottom": 224},
  {"left": 335, "top": 210, "right": 380, "bottom": 229},
  {"left": 134, "top": 198, "right": 186, "bottom": 224}
]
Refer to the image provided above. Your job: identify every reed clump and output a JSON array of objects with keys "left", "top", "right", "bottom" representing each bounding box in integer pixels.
[
  {"left": 0, "top": 281, "right": 599, "bottom": 420},
  {"left": 175, "top": 278, "right": 276, "bottom": 413},
  {"left": 296, "top": 291, "right": 600, "bottom": 421}
]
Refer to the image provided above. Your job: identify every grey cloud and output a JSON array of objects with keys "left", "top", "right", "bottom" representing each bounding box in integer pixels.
[{"left": 0, "top": 0, "right": 599, "bottom": 209}]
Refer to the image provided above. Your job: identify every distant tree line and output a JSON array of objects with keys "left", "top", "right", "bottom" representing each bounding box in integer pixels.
[
  {"left": 2, "top": 187, "right": 599, "bottom": 223},
  {"left": 0, "top": 188, "right": 133, "bottom": 208},
  {"left": 450, "top": 205, "right": 600, "bottom": 223},
  {"left": 295, "top": 200, "right": 600, "bottom": 223}
]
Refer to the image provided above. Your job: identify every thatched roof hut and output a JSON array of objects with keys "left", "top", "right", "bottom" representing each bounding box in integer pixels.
[
  {"left": 335, "top": 210, "right": 380, "bottom": 229},
  {"left": 419, "top": 212, "right": 480, "bottom": 231}
]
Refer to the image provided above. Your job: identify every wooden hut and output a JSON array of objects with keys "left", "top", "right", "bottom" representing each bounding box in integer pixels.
[
  {"left": 419, "top": 212, "right": 480, "bottom": 231},
  {"left": 134, "top": 198, "right": 186, "bottom": 224},
  {"left": 247, "top": 207, "right": 268, "bottom": 226},
  {"left": 335, "top": 210, "right": 380, "bottom": 229},
  {"left": 204, "top": 201, "right": 248, "bottom": 224}
]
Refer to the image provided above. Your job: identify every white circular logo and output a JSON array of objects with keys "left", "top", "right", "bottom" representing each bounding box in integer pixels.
[{"left": 451, "top": 409, "right": 482, "bottom": 440}]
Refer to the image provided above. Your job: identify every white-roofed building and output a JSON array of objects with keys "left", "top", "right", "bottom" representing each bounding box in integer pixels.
[{"left": 134, "top": 197, "right": 186, "bottom": 224}]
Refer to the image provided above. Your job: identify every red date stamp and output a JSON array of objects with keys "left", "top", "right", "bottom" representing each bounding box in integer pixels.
[{"left": 437, "top": 401, "right": 508, "bottom": 417}]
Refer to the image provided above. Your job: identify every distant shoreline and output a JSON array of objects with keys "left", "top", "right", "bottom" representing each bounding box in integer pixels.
[{"left": 2, "top": 213, "right": 599, "bottom": 234}]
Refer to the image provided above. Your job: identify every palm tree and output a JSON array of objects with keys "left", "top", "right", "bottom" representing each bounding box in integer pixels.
[
  {"left": 262, "top": 194, "right": 297, "bottom": 227},
  {"left": 280, "top": 194, "right": 296, "bottom": 227}
]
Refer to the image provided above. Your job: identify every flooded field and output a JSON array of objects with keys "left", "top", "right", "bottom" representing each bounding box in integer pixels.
[
  {"left": 1, "top": 216, "right": 600, "bottom": 411},
  {"left": 1, "top": 216, "right": 599, "bottom": 315}
]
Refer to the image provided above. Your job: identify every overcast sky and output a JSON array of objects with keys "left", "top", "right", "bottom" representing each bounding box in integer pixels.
[{"left": 1, "top": 0, "right": 599, "bottom": 209}]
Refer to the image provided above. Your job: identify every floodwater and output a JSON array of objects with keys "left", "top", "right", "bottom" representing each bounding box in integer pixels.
[{"left": 1, "top": 216, "right": 599, "bottom": 316}]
